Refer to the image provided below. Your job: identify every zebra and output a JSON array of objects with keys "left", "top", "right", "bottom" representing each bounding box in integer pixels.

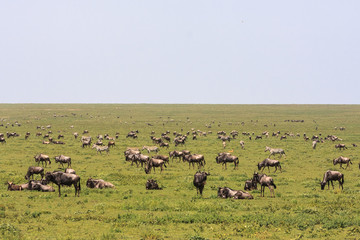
[
  {"left": 264, "top": 146, "right": 286, "bottom": 158},
  {"left": 142, "top": 146, "right": 159, "bottom": 153},
  {"left": 92, "top": 144, "right": 109, "bottom": 154}
]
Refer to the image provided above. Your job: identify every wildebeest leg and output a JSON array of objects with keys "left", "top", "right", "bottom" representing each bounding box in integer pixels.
[
  {"left": 268, "top": 166, "right": 270, "bottom": 172},
  {"left": 58, "top": 185, "right": 61, "bottom": 197},
  {"left": 331, "top": 180, "right": 334, "bottom": 189},
  {"left": 274, "top": 166, "right": 277, "bottom": 173}
]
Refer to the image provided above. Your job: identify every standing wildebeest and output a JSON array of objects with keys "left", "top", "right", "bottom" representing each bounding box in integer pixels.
[
  {"left": 25, "top": 166, "right": 44, "bottom": 180},
  {"left": 265, "top": 146, "right": 286, "bottom": 158},
  {"left": 92, "top": 144, "right": 109, "bottom": 154},
  {"left": 169, "top": 150, "right": 184, "bottom": 162},
  {"left": 45, "top": 171, "right": 81, "bottom": 197},
  {"left": 159, "top": 142, "right": 169, "bottom": 148},
  {"left": 55, "top": 155, "right": 72, "bottom": 168},
  {"left": 335, "top": 144, "right": 347, "bottom": 150},
  {"left": 217, "top": 187, "right": 253, "bottom": 199},
  {"left": 108, "top": 141, "right": 116, "bottom": 148},
  {"left": 86, "top": 178, "right": 115, "bottom": 189},
  {"left": 152, "top": 155, "right": 169, "bottom": 164},
  {"left": 320, "top": 170, "right": 344, "bottom": 190},
  {"left": 252, "top": 172, "right": 277, "bottom": 197},
  {"left": 34, "top": 154, "right": 51, "bottom": 167},
  {"left": 131, "top": 154, "right": 150, "bottom": 167},
  {"left": 0, "top": 137, "right": 6, "bottom": 144},
  {"left": 257, "top": 158, "right": 282, "bottom": 173},
  {"left": 333, "top": 156, "right": 352, "bottom": 169},
  {"left": 215, "top": 152, "right": 238, "bottom": 169},
  {"left": 145, "top": 158, "right": 167, "bottom": 174},
  {"left": 146, "top": 179, "right": 162, "bottom": 190},
  {"left": 193, "top": 171, "right": 210, "bottom": 196},
  {"left": 184, "top": 154, "right": 206, "bottom": 169},
  {"left": 312, "top": 140, "right": 317, "bottom": 149}
]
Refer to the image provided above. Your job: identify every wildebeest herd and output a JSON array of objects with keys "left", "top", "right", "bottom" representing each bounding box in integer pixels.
[{"left": 3, "top": 119, "right": 358, "bottom": 202}]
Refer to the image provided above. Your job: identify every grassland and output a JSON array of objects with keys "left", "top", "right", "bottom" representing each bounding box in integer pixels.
[{"left": 0, "top": 104, "right": 360, "bottom": 240}]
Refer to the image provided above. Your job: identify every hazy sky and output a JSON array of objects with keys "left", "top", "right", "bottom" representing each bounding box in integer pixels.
[{"left": 0, "top": 1, "right": 359, "bottom": 104}]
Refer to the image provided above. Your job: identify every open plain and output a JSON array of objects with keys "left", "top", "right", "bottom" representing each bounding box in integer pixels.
[{"left": 0, "top": 104, "right": 360, "bottom": 239}]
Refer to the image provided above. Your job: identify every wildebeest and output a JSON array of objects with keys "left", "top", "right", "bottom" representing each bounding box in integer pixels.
[
  {"left": 312, "top": 140, "right": 317, "bottom": 149},
  {"left": 217, "top": 187, "right": 253, "bottom": 199},
  {"left": 146, "top": 179, "right": 162, "bottom": 190},
  {"left": 255, "top": 135, "right": 262, "bottom": 140},
  {"left": 86, "top": 178, "right": 115, "bottom": 189},
  {"left": 65, "top": 168, "right": 76, "bottom": 174},
  {"left": 131, "top": 153, "right": 150, "bottom": 167},
  {"left": 215, "top": 152, "right": 238, "bottom": 169},
  {"left": 265, "top": 146, "right": 286, "bottom": 158},
  {"left": 335, "top": 144, "right": 347, "bottom": 150},
  {"left": 7, "top": 182, "right": 22, "bottom": 191},
  {"left": 25, "top": 166, "right": 44, "bottom": 180},
  {"left": 239, "top": 140, "right": 245, "bottom": 149},
  {"left": 142, "top": 146, "right": 159, "bottom": 153},
  {"left": 333, "top": 156, "right": 352, "bottom": 169},
  {"left": 252, "top": 172, "right": 277, "bottom": 197},
  {"left": 244, "top": 179, "right": 257, "bottom": 191},
  {"left": 320, "top": 170, "right": 344, "bottom": 190},
  {"left": 152, "top": 155, "right": 169, "bottom": 164},
  {"left": 55, "top": 155, "right": 72, "bottom": 168},
  {"left": 193, "top": 171, "right": 210, "bottom": 196},
  {"left": 169, "top": 150, "right": 184, "bottom": 162},
  {"left": 257, "top": 158, "right": 282, "bottom": 173},
  {"left": 92, "top": 144, "right": 109, "bottom": 154},
  {"left": 184, "top": 154, "right": 206, "bottom": 169},
  {"left": 45, "top": 171, "right": 81, "bottom": 197},
  {"left": 0, "top": 137, "right": 6, "bottom": 144},
  {"left": 28, "top": 180, "right": 55, "bottom": 192},
  {"left": 57, "top": 134, "right": 64, "bottom": 139},
  {"left": 159, "top": 142, "right": 169, "bottom": 148},
  {"left": 145, "top": 158, "right": 167, "bottom": 174},
  {"left": 34, "top": 154, "right": 51, "bottom": 167},
  {"left": 108, "top": 141, "right": 116, "bottom": 148}
]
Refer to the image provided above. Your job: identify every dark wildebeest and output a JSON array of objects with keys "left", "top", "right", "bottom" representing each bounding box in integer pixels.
[
  {"left": 58, "top": 134, "right": 64, "bottom": 139},
  {"left": 217, "top": 187, "right": 253, "bottom": 199},
  {"left": 34, "top": 154, "right": 51, "bottom": 167},
  {"left": 25, "top": 166, "right": 44, "bottom": 180},
  {"left": 0, "top": 137, "right": 6, "bottom": 144},
  {"left": 193, "top": 171, "right": 210, "bottom": 196},
  {"left": 257, "top": 158, "right": 282, "bottom": 173},
  {"left": 320, "top": 170, "right": 344, "bottom": 190},
  {"left": 55, "top": 155, "right": 72, "bottom": 168},
  {"left": 252, "top": 172, "right": 277, "bottom": 197},
  {"left": 255, "top": 135, "right": 262, "bottom": 140},
  {"left": 159, "top": 142, "right": 169, "bottom": 148},
  {"left": 45, "top": 171, "right": 81, "bottom": 197},
  {"left": 335, "top": 144, "right": 347, "bottom": 150},
  {"left": 145, "top": 158, "right": 167, "bottom": 174},
  {"left": 244, "top": 179, "right": 257, "bottom": 191},
  {"left": 146, "top": 179, "right": 162, "bottom": 190},
  {"left": 7, "top": 182, "right": 22, "bottom": 191},
  {"left": 184, "top": 154, "right": 206, "bottom": 169},
  {"left": 86, "top": 178, "right": 115, "bottom": 189},
  {"left": 265, "top": 146, "right": 286, "bottom": 158},
  {"left": 215, "top": 152, "right": 238, "bottom": 169},
  {"left": 333, "top": 156, "right": 352, "bottom": 169}
]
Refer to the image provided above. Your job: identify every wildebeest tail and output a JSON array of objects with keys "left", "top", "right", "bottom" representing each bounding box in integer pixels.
[
  {"left": 164, "top": 163, "right": 167, "bottom": 168},
  {"left": 271, "top": 180, "right": 277, "bottom": 189}
]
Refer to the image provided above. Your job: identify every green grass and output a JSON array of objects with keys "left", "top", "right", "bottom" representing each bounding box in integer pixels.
[{"left": 0, "top": 104, "right": 360, "bottom": 239}]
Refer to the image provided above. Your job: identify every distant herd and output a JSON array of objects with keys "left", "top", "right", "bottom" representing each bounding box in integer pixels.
[{"left": 3, "top": 121, "right": 357, "bottom": 200}]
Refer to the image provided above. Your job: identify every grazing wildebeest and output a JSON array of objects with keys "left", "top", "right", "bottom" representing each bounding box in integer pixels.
[
  {"left": 320, "top": 170, "right": 344, "bottom": 190},
  {"left": 92, "top": 144, "right": 109, "bottom": 154},
  {"left": 28, "top": 180, "right": 55, "bottom": 192},
  {"left": 335, "top": 144, "right": 347, "bottom": 150},
  {"left": 86, "top": 178, "right": 115, "bottom": 189},
  {"left": 193, "top": 171, "right": 210, "bottom": 196},
  {"left": 217, "top": 187, "right": 253, "bottom": 199},
  {"left": 169, "top": 150, "right": 184, "bottom": 162},
  {"left": 145, "top": 158, "right": 167, "bottom": 174},
  {"left": 142, "top": 146, "right": 159, "bottom": 153},
  {"left": 45, "top": 171, "right": 81, "bottom": 197},
  {"left": 333, "top": 156, "right": 352, "bottom": 169},
  {"left": 146, "top": 179, "right": 162, "bottom": 190},
  {"left": 252, "top": 172, "right": 277, "bottom": 197},
  {"left": 257, "top": 158, "right": 282, "bottom": 173},
  {"left": 184, "top": 154, "right": 206, "bottom": 169},
  {"left": 0, "top": 137, "right": 6, "bottom": 144},
  {"left": 73, "top": 132, "right": 79, "bottom": 139},
  {"left": 25, "top": 166, "right": 44, "bottom": 180},
  {"left": 57, "top": 134, "right": 64, "bottom": 139},
  {"left": 265, "top": 146, "right": 286, "bottom": 158},
  {"left": 255, "top": 135, "right": 262, "bottom": 140},
  {"left": 7, "top": 182, "right": 22, "bottom": 191},
  {"left": 34, "top": 154, "right": 51, "bottom": 167},
  {"left": 159, "top": 142, "right": 169, "bottom": 148},
  {"left": 215, "top": 152, "right": 238, "bottom": 169},
  {"left": 244, "top": 179, "right": 257, "bottom": 191},
  {"left": 55, "top": 155, "right": 72, "bottom": 168}
]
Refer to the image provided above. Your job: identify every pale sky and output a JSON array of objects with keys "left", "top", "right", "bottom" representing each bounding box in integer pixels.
[{"left": 0, "top": 1, "right": 359, "bottom": 104}]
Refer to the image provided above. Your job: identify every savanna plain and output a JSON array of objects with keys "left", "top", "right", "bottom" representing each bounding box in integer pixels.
[{"left": 0, "top": 104, "right": 360, "bottom": 240}]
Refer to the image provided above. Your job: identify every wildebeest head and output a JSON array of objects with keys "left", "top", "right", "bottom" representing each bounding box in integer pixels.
[{"left": 320, "top": 181, "right": 326, "bottom": 190}]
